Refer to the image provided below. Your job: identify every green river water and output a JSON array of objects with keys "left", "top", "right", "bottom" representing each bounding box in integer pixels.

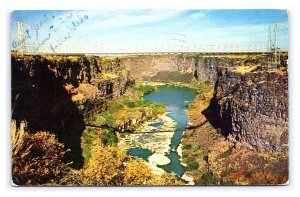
[{"left": 128, "top": 85, "right": 196, "bottom": 176}]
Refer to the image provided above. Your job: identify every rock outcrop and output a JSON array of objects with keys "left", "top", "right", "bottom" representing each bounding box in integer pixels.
[
  {"left": 121, "top": 55, "right": 219, "bottom": 81},
  {"left": 121, "top": 54, "right": 273, "bottom": 83},
  {"left": 205, "top": 69, "right": 288, "bottom": 152},
  {"left": 11, "top": 55, "right": 134, "bottom": 120},
  {"left": 11, "top": 54, "right": 134, "bottom": 168}
]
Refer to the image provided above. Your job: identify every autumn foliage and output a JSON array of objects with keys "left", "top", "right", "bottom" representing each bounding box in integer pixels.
[
  {"left": 208, "top": 141, "right": 288, "bottom": 185},
  {"left": 82, "top": 144, "right": 128, "bottom": 186},
  {"left": 81, "top": 143, "right": 183, "bottom": 186},
  {"left": 12, "top": 131, "right": 69, "bottom": 186}
]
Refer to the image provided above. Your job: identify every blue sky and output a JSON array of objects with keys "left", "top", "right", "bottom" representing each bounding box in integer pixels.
[{"left": 11, "top": 10, "right": 288, "bottom": 53}]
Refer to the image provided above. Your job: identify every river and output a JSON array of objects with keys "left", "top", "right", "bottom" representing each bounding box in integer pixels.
[{"left": 128, "top": 85, "right": 196, "bottom": 176}]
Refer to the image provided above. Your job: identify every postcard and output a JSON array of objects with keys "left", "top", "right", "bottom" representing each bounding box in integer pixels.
[{"left": 11, "top": 10, "right": 288, "bottom": 186}]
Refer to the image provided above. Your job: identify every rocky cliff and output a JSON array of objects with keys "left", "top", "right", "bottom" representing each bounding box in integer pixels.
[
  {"left": 120, "top": 54, "right": 273, "bottom": 83},
  {"left": 204, "top": 69, "right": 288, "bottom": 152},
  {"left": 11, "top": 54, "right": 133, "bottom": 168},
  {"left": 121, "top": 55, "right": 221, "bottom": 82},
  {"left": 11, "top": 55, "right": 134, "bottom": 119}
]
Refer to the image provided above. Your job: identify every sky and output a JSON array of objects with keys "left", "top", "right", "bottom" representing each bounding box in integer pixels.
[{"left": 11, "top": 10, "right": 288, "bottom": 53}]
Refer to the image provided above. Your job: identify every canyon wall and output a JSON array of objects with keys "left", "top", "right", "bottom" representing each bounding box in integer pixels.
[
  {"left": 11, "top": 55, "right": 133, "bottom": 168},
  {"left": 205, "top": 69, "right": 288, "bottom": 152},
  {"left": 121, "top": 55, "right": 218, "bottom": 82},
  {"left": 120, "top": 54, "right": 273, "bottom": 83},
  {"left": 11, "top": 53, "right": 289, "bottom": 156},
  {"left": 11, "top": 55, "right": 133, "bottom": 121}
]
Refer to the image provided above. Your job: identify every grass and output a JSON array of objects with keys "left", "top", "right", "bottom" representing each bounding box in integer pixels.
[{"left": 81, "top": 128, "right": 99, "bottom": 160}]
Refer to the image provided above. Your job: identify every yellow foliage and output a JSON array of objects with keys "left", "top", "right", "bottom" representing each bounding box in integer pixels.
[
  {"left": 81, "top": 142, "right": 185, "bottom": 186},
  {"left": 123, "top": 159, "right": 153, "bottom": 185},
  {"left": 112, "top": 108, "right": 142, "bottom": 123},
  {"left": 233, "top": 65, "right": 258, "bottom": 74},
  {"left": 150, "top": 173, "right": 185, "bottom": 186},
  {"left": 102, "top": 72, "right": 119, "bottom": 80},
  {"left": 82, "top": 144, "right": 127, "bottom": 186}
]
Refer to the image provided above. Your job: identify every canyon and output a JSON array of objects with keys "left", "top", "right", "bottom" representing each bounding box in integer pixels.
[{"left": 11, "top": 52, "right": 288, "bottom": 185}]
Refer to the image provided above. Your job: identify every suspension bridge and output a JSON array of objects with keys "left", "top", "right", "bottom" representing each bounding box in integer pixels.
[{"left": 12, "top": 21, "right": 286, "bottom": 58}]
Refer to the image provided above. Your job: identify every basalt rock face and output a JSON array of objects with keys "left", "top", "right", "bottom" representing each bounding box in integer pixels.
[
  {"left": 11, "top": 55, "right": 133, "bottom": 168},
  {"left": 12, "top": 55, "right": 133, "bottom": 118},
  {"left": 206, "top": 69, "right": 288, "bottom": 152},
  {"left": 121, "top": 55, "right": 270, "bottom": 83},
  {"left": 121, "top": 55, "right": 219, "bottom": 82}
]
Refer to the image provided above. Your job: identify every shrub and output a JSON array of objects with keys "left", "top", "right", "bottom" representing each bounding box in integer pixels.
[
  {"left": 186, "top": 157, "right": 199, "bottom": 171},
  {"left": 119, "top": 133, "right": 126, "bottom": 138},
  {"left": 12, "top": 131, "right": 69, "bottom": 186},
  {"left": 82, "top": 144, "right": 158, "bottom": 186},
  {"left": 183, "top": 144, "right": 192, "bottom": 149},
  {"left": 182, "top": 152, "right": 189, "bottom": 159},
  {"left": 205, "top": 80, "right": 211, "bottom": 85},
  {"left": 123, "top": 159, "right": 153, "bottom": 185},
  {"left": 82, "top": 145, "right": 127, "bottom": 186},
  {"left": 195, "top": 171, "right": 216, "bottom": 186},
  {"left": 101, "top": 130, "right": 118, "bottom": 146}
]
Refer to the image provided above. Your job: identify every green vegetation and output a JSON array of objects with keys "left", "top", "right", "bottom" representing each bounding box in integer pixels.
[
  {"left": 195, "top": 172, "right": 216, "bottom": 186},
  {"left": 101, "top": 129, "right": 118, "bottom": 146},
  {"left": 194, "top": 81, "right": 212, "bottom": 95},
  {"left": 83, "top": 84, "right": 166, "bottom": 164},
  {"left": 83, "top": 146, "right": 92, "bottom": 160},
  {"left": 186, "top": 157, "right": 200, "bottom": 171},
  {"left": 87, "top": 86, "right": 165, "bottom": 130},
  {"left": 130, "top": 84, "right": 156, "bottom": 95},
  {"left": 182, "top": 152, "right": 189, "bottom": 159},
  {"left": 120, "top": 133, "right": 126, "bottom": 138},
  {"left": 182, "top": 144, "right": 192, "bottom": 150}
]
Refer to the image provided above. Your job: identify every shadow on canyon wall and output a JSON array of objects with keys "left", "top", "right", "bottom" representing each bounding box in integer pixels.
[
  {"left": 11, "top": 55, "right": 85, "bottom": 169},
  {"left": 201, "top": 70, "right": 233, "bottom": 139}
]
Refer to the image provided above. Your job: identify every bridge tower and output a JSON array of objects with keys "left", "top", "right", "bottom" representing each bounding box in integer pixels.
[
  {"left": 17, "top": 21, "right": 26, "bottom": 56},
  {"left": 268, "top": 24, "right": 280, "bottom": 67}
]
